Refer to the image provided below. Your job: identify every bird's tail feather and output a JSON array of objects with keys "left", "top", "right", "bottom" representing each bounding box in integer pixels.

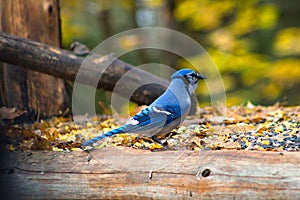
[{"left": 82, "top": 127, "right": 124, "bottom": 147}]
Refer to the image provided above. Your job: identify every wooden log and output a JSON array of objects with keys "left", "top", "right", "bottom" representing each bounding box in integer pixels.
[
  {"left": 0, "top": 0, "right": 68, "bottom": 116},
  {"left": 0, "top": 32, "right": 169, "bottom": 106},
  {"left": 1, "top": 147, "right": 299, "bottom": 199}
]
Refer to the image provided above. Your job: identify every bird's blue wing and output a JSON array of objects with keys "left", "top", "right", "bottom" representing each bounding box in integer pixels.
[{"left": 122, "top": 105, "right": 182, "bottom": 134}]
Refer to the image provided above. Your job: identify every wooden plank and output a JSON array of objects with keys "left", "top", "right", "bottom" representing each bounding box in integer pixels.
[{"left": 1, "top": 147, "right": 299, "bottom": 199}]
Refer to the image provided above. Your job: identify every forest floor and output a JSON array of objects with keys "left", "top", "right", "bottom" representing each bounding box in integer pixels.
[{"left": 1, "top": 103, "right": 300, "bottom": 152}]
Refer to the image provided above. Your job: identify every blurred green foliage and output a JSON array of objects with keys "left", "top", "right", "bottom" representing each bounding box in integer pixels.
[{"left": 60, "top": 0, "right": 300, "bottom": 110}]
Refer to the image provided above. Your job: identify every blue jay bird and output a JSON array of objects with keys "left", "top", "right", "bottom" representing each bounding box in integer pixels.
[{"left": 81, "top": 69, "right": 206, "bottom": 148}]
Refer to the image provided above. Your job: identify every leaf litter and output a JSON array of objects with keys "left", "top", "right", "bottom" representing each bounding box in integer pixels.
[{"left": 2, "top": 103, "right": 300, "bottom": 152}]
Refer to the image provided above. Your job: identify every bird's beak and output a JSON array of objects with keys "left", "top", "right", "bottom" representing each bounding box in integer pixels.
[{"left": 197, "top": 73, "right": 207, "bottom": 80}]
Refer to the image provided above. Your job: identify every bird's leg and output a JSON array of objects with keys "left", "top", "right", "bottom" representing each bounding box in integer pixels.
[
  {"left": 151, "top": 135, "right": 163, "bottom": 145},
  {"left": 151, "top": 135, "right": 170, "bottom": 151}
]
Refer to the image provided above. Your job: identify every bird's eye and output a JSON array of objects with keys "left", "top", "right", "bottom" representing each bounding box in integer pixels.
[{"left": 186, "top": 72, "right": 198, "bottom": 83}]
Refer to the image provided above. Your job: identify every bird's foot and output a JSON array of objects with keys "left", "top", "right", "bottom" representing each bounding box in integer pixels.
[
  {"left": 151, "top": 135, "right": 163, "bottom": 145},
  {"left": 151, "top": 135, "right": 169, "bottom": 150}
]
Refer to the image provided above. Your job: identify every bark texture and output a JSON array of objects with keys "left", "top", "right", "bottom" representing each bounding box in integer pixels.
[{"left": 0, "top": 0, "right": 68, "bottom": 118}]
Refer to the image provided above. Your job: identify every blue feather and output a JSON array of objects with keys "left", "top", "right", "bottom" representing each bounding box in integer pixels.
[{"left": 82, "top": 127, "right": 124, "bottom": 146}]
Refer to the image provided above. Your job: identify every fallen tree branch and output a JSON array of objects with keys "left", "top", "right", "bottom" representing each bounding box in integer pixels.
[{"left": 0, "top": 32, "right": 169, "bottom": 105}]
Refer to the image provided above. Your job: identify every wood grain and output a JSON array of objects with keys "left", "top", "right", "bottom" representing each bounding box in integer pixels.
[{"left": 1, "top": 147, "right": 299, "bottom": 199}]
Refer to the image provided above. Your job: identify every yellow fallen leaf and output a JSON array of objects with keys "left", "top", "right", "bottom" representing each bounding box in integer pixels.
[
  {"left": 148, "top": 143, "right": 163, "bottom": 150},
  {"left": 7, "top": 144, "right": 16, "bottom": 151}
]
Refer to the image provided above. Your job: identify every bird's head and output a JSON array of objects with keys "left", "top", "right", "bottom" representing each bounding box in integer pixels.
[
  {"left": 171, "top": 69, "right": 206, "bottom": 94},
  {"left": 171, "top": 69, "right": 206, "bottom": 84}
]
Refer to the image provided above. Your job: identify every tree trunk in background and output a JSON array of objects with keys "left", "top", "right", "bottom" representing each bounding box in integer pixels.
[{"left": 0, "top": 0, "right": 68, "bottom": 120}]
